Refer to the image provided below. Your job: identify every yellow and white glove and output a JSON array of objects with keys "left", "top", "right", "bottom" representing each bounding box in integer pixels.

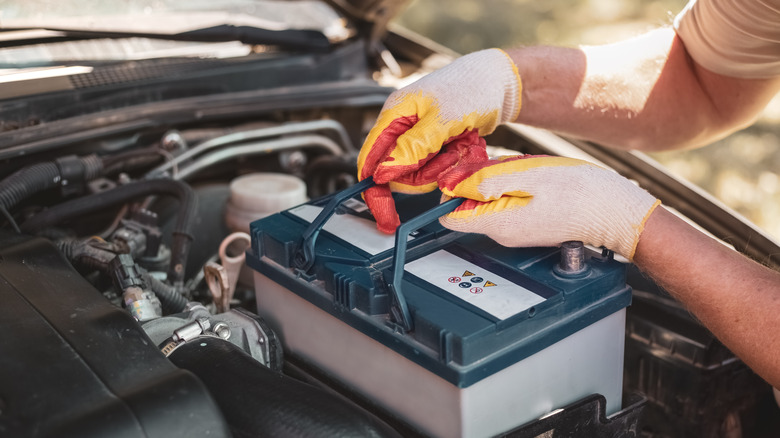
[
  {"left": 438, "top": 155, "right": 661, "bottom": 260},
  {"left": 357, "top": 49, "right": 522, "bottom": 233}
]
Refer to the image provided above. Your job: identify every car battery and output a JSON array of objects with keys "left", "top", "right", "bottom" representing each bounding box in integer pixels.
[{"left": 247, "top": 178, "right": 632, "bottom": 438}]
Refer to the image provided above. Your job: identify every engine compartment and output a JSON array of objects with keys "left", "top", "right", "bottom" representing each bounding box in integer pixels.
[
  {"left": 0, "top": 20, "right": 778, "bottom": 438},
  {"left": 0, "top": 38, "right": 413, "bottom": 437}
]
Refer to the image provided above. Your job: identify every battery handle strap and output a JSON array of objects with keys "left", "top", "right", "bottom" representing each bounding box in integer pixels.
[
  {"left": 389, "top": 197, "right": 464, "bottom": 331},
  {"left": 293, "top": 176, "right": 376, "bottom": 272},
  {"left": 293, "top": 177, "right": 463, "bottom": 332}
]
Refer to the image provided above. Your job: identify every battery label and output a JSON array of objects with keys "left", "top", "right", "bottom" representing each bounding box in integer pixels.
[
  {"left": 405, "top": 250, "right": 545, "bottom": 320},
  {"left": 288, "top": 204, "right": 408, "bottom": 255}
]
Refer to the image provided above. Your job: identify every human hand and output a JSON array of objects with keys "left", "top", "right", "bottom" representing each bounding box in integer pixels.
[
  {"left": 437, "top": 155, "right": 661, "bottom": 260},
  {"left": 361, "top": 129, "right": 489, "bottom": 233},
  {"left": 357, "top": 49, "right": 522, "bottom": 233}
]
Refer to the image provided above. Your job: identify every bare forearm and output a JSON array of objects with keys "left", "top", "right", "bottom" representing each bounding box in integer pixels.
[
  {"left": 507, "top": 28, "right": 780, "bottom": 151},
  {"left": 634, "top": 207, "right": 780, "bottom": 387}
]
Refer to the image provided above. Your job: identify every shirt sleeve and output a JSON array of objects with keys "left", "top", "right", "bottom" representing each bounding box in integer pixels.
[{"left": 674, "top": 0, "right": 780, "bottom": 78}]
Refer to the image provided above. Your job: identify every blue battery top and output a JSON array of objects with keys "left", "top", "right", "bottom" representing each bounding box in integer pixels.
[{"left": 247, "top": 184, "right": 632, "bottom": 388}]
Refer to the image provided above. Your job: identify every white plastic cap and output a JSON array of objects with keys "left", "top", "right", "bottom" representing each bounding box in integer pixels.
[{"left": 225, "top": 173, "right": 307, "bottom": 232}]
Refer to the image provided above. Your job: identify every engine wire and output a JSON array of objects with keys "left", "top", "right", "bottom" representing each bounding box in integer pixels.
[{"left": 0, "top": 205, "right": 20, "bottom": 233}]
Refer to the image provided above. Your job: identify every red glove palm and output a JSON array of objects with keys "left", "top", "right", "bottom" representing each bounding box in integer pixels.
[{"left": 363, "top": 129, "right": 489, "bottom": 233}]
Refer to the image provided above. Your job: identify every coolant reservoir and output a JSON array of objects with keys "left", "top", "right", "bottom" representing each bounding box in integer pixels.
[{"left": 225, "top": 173, "right": 307, "bottom": 233}]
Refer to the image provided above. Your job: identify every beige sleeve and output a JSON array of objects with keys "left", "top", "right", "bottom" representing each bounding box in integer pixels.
[{"left": 674, "top": 0, "right": 780, "bottom": 78}]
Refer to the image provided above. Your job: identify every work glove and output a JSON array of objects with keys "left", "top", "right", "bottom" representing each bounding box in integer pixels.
[
  {"left": 437, "top": 155, "right": 661, "bottom": 260},
  {"left": 361, "top": 129, "right": 490, "bottom": 233},
  {"left": 357, "top": 48, "right": 522, "bottom": 233}
]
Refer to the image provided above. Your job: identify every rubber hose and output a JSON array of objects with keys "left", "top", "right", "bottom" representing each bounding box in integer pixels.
[
  {"left": 143, "top": 272, "right": 188, "bottom": 314},
  {"left": 21, "top": 179, "right": 197, "bottom": 285},
  {"left": 304, "top": 154, "right": 357, "bottom": 198},
  {"left": 58, "top": 239, "right": 187, "bottom": 314},
  {"left": 167, "top": 337, "right": 402, "bottom": 438},
  {"left": 101, "top": 146, "right": 165, "bottom": 175},
  {"left": 0, "top": 155, "right": 102, "bottom": 212},
  {"left": 56, "top": 240, "right": 114, "bottom": 273}
]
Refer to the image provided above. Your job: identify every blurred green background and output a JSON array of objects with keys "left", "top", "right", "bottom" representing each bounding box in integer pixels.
[{"left": 393, "top": 0, "right": 780, "bottom": 240}]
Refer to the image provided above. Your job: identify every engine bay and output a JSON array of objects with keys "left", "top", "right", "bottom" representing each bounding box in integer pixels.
[{"left": 1, "top": 3, "right": 779, "bottom": 436}]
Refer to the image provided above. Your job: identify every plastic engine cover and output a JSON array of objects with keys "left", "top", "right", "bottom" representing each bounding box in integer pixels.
[{"left": 0, "top": 232, "right": 230, "bottom": 438}]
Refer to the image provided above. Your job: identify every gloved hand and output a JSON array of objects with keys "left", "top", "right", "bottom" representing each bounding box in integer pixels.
[
  {"left": 362, "top": 129, "right": 489, "bottom": 233},
  {"left": 357, "top": 48, "right": 522, "bottom": 233},
  {"left": 437, "top": 155, "right": 661, "bottom": 260}
]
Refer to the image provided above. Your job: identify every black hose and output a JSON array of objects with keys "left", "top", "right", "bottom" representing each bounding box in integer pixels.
[
  {"left": 21, "top": 179, "right": 197, "bottom": 286},
  {"left": 58, "top": 239, "right": 188, "bottom": 315},
  {"left": 57, "top": 239, "right": 114, "bottom": 273},
  {"left": 101, "top": 146, "right": 165, "bottom": 175},
  {"left": 143, "top": 272, "right": 188, "bottom": 314},
  {"left": 304, "top": 154, "right": 357, "bottom": 198},
  {"left": 0, "top": 162, "right": 59, "bottom": 210},
  {"left": 0, "top": 154, "right": 103, "bottom": 213}
]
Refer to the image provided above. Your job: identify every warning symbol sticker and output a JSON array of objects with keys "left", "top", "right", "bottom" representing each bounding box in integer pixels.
[{"left": 405, "top": 250, "right": 545, "bottom": 320}]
